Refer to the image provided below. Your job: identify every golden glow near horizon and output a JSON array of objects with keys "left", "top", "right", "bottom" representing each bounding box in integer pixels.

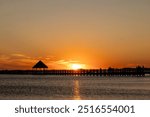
[{"left": 70, "top": 64, "right": 83, "bottom": 70}]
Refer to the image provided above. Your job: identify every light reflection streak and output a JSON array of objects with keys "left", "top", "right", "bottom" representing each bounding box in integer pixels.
[{"left": 73, "top": 80, "right": 81, "bottom": 100}]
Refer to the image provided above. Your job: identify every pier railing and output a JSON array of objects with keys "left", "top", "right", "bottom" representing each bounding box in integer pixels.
[{"left": 0, "top": 66, "right": 149, "bottom": 76}]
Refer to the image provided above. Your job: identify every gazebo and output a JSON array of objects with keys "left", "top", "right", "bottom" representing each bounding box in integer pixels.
[{"left": 32, "top": 60, "right": 48, "bottom": 74}]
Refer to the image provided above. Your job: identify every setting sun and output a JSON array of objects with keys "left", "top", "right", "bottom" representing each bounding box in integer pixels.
[{"left": 70, "top": 64, "right": 82, "bottom": 70}]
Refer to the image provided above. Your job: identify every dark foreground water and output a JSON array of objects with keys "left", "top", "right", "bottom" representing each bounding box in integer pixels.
[{"left": 0, "top": 75, "right": 150, "bottom": 100}]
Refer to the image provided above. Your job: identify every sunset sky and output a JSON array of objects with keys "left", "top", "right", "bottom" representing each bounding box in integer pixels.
[{"left": 0, "top": 0, "right": 150, "bottom": 70}]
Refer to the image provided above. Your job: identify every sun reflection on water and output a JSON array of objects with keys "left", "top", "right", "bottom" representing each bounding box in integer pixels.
[{"left": 73, "top": 80, "right": 81, "bottom": 100}]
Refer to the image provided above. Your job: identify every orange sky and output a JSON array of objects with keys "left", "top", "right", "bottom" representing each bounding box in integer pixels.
[{"left": 0, "top": 0, "right": 150, "bottom": 70}]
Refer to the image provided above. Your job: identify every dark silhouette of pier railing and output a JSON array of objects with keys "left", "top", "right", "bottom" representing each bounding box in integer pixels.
[{"left": 0, "top": 66, "right": 149, "bottom": 76}]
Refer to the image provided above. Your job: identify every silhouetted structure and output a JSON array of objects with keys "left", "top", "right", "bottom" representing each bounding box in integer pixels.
[
  {"left": 0, "top": 65, "right": 148, "bottom": 76},
  {"left": 32, "top": 60, "right": 48, "bottom": 74},
  {"left": 32, "top": 60, "right": 48, "bottom": 69}
]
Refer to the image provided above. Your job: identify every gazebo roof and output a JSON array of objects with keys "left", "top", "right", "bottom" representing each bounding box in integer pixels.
[{"left": 32, "top": 60, "right": 48, "bottom": 68}]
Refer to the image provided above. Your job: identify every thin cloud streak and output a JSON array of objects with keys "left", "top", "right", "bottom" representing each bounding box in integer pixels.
[{"left": 0, "top": 54, "right": 87, "bottom": 70}]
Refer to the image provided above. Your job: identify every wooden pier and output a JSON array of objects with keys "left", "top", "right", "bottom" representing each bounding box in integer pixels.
[{"left": 0, "top": 66, "right": 149, "bottom": 76}]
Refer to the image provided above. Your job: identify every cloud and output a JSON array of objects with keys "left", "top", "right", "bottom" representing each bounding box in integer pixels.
[
  {"left": 0, "top": 53, "right": 36, "bottom": 69},
  {"left": 0, "top": 53, "right": 87, "bottom": 69},
  {"left": 0, "top": 53, "right": 60, "bottom": 69},
  {"left": 55, "top": 59, "right": 77, "bottom": 66},
  {"left": 0, "top": 55, "right": 10, "bottom": 61},
  {"left": 10, "top": 53, "right": 31, "bottom": 59},
  {"left": 54, "top": 59, "right": 86, "bottom": 69}
]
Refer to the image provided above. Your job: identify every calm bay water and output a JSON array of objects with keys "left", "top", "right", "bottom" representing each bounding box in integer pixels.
[{"left": 0, "top": 75, "right": 150, "bottom": 100}]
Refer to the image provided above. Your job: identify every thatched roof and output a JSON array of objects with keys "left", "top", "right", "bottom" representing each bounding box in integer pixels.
[{"left": 32, "top": 60, "right": 48, "bottom": 68}]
